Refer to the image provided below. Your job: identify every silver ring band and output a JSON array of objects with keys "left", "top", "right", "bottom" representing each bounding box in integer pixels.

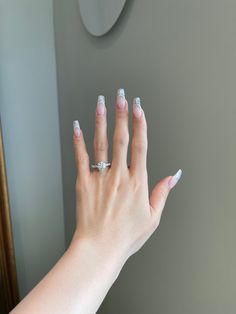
[{"left": 91, "top": 161, "right": 111, "bottom": 171}]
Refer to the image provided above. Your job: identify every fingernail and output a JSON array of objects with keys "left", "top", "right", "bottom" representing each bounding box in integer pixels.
[
  {"left": 97, "top": 95, "right": 105, "bottom": 115},
  {"left": 73, "top": 120, "right": 81, "bottom": 138},
  {"left": 133, "top": 97, "right": 142, "bottom": 118},
  {"left": 168, "top": 169, "right": 182, "bottom": 189},
  {"left": 117, "top": 88, "right": 126, "bottom": 109}
]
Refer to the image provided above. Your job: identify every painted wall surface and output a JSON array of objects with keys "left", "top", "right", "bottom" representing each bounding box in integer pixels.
[
  {"left": 0, "top": 0, "right": 65, "bottom": 299},
  {"left": 54, "top": 0, "right": 236, "bottom": 313}
]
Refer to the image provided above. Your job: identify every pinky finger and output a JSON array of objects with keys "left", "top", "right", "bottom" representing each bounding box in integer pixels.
[{"left": 73, "top": 120, "right": 91, "bottom": 179}]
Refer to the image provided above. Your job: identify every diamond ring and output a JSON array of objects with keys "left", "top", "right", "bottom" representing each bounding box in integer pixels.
[{"left": 91, "top": 161, "right": 111, "bottom": 171}]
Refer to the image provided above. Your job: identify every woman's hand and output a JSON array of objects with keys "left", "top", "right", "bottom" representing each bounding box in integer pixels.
[
  {"left": 11, "top": 88, "right": 182, "bottom": 314},
  {"left": 71, "top": 89, "right": 182, "bottom": 262}
]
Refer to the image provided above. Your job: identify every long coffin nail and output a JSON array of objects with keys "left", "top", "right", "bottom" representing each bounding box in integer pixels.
[
  {"left": 133, "top": 97, "right": 142, "bottom": 118},
  {"left": 73, "top": 120, "right": 81, "bottom": 138},
  {"left": 168, "top": 169, "right": 182, "bottom": 189},
  {"left": 96, "top": 95, "right": 105, "bottom": 115},
  {"left": 116, "top": 88, "right": 126, "bottom": 109}
]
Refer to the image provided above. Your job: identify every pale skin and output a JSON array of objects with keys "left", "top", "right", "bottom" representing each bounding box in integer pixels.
[{"left": 11, "top": 89, "right": 182, "bottom": 314}]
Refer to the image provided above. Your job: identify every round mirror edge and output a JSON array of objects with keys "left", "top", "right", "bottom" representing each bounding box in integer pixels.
[{"left": 78, "top": 0, "right": 127, "bottom": 37}]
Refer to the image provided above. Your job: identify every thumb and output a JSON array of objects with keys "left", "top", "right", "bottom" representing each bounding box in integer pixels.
[{"left": 149, "top": 169, "right": 182, "bottom": 221}]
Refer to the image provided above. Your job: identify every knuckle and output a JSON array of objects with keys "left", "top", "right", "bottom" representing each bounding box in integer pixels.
[
  {"left": 76, "top": 177, "right": 90, "bottom": 194},
  {"left": 109, "top": 174, "right": 120, "bottom": 191},
  {"left": 77, "top": 152, "right": 89, "bottom": 164},
  {"left": 130, "top": 169, "right": 148, "bottom": 189},
  {"left": 117, "top": 107, "right": 128, "bottom": 117},
  {"left": 131, "top": 175, "right": 142, "bottom": 192},
  {"left": 96, "top": 114, "right": 106, "bottom": 124},
  {"left": 132, "top": 140, "right": 147, "bottom": 153},
  {"left": 94, "top": 140, "right": 108, "bottom": 152},
  {"left": 158, "top": 187, "right": 168, "bottom": 203},
  {"left": 114, "top": 133, "right": 129, "bottom": 147},
  {"left": 117, "top": 137, "right": 128, "bottom": 147},
  {"left": 130, "top": 165, "right": 148, "bottom": 179},
  {"left": 137, "top": 116, "right": 147, "bottom": 128}
]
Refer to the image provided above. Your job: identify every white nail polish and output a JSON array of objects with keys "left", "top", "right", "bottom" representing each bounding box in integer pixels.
[
  {"left": 97, "top": 95, "right": 105, "bottom": 115},
  {"left": 133, "top": 97, "right": 141, "bottom": 107},
  {"left": 73, "top": 120, "right": 81, "bottom": 137},
  {"left": 98, "top": 95, "right": 105, "bottom": 105},
  {"left": 168, "top": 169, "right": 182, "bottom": 189},
  {"left": 117, "top": 88, "right": 125, "bottom": 98},
  {"left": 133, "top": 97, "right": 142, "bottom": 118},
  {"left": 117, "top": 88, "right": 126, "bottom": 109}
]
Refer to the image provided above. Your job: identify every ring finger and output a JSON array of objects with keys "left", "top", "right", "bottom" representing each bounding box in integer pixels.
[{"left": 93, "top": 95, "right": 109, "bottom": 166}]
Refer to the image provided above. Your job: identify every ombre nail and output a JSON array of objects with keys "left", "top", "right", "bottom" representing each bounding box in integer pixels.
[
  {"left": 117, "top": 88, "right": 126, "bottom": 109},
  {"left": 97, "top": 95, "right": 105, "bottom": 115},
  {"left": 133, "top": 97, "right": 142, "bottom": 118},
  {"left": 168, "top": 169, "right": 182, "bottom": 189},
  {"left": 73, "top": 120, "right": 81, "bottom": 138}
]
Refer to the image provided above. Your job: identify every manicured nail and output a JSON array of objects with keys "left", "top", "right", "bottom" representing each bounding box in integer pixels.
[
  {"left": 73, "top": 120, "right": 81, "bottom": 138},
  {"left": 133, "top": 97, "right": 142, "bottom": 118},
  {"left": 168, "top": 169, "right": 182, "bottom": 189},
  {"left": 116, "top": 88, "right": 126, "bottom": 109},
  {"left": 96, "top": 95, "right": 105, "bottom": 115}
]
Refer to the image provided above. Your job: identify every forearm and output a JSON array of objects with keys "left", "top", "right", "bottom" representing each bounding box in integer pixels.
[
  {"left": 11, "top": 235, "right": 127, "bottom": 314},
  {"left": 10, "top": 88, "right": 180, "bottom": 313}
]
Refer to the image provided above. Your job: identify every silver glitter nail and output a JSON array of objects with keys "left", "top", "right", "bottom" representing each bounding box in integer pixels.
[{"left": 117, "top": 88, "right": 125, "bottom": 98}]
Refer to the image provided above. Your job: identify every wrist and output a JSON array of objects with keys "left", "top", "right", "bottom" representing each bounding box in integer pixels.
[{"left": 68, "top": 232, "right": 128, "bottom": 281}]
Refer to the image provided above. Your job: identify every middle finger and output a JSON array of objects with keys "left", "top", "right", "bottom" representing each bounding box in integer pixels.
[{"left": 111, "top": 88, "right": 129, "bottom": 173}]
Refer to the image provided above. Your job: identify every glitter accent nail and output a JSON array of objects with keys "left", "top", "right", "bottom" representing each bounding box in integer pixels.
[
  {"left": 133, "top": 97, "right": 142, "bottom": 118},
  {"left": 116, "top": 88, "right": 126, "bottom": 109},
  {"left": 73, "top": 120, "right": 81, "bottom": 137},
  {"left": 117, "top": 88, "right": 125, "bottom": 98},
  {"left": 97, "top": 95, "right": 105, "bottom": 115},
  {"left": 98, "top": 95, "right": 105, "bottom": 105}
]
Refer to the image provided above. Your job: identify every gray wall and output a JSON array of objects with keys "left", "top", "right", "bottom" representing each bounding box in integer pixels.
[
  {"left": 0, "top": 0, "right": 65, "bottom": 299},
  {"left": 54, "top": 0, "right": 236, "bottom": 313}
]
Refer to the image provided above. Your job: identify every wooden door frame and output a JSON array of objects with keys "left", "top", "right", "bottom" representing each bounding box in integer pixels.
[{"left": 0, "top": 120, "right": 19, "bottom": 312}]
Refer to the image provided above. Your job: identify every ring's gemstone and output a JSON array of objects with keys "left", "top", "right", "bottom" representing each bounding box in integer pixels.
[{"left": 98, "top": 161, "right": 106, "bottom": 170}]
